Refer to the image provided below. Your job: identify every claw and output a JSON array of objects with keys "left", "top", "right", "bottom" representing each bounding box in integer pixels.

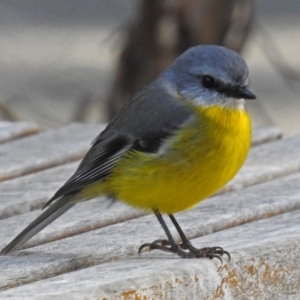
[
  {"left": 139, "top": 240, "right": 230, "bottom": 262},
  {"left": 210, "top": 247, "right": 231, "bottom": 262},
  {"left": 138, "top": 239, "right": 172, "bottom": 255},
  {"left": 138, "top": 243, "right": 150, "bottom": 255}
]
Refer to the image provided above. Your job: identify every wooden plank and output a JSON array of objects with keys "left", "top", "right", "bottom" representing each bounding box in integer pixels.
[
  {"left": 1, "top": 210, "right": 299, "bottom": 298},
  {"left": 0, "top": 123, "right": 105, "bottom": 181},
  {"left": 0, "top": 199, "right": 142, "bottom": 249},
  {"left": 0, "top": 121, "right": 39, "bottom": 143},
  {"left": 0, "top": 171, "right": 300, "bottom": 290},
  {"left": 226, "top": 133, "right": 300, "bottom": 192},
  {"left": 251, "top": 125, "right": 282, "bottom": 146},
  {"left": 0, "top": 162, "right": 76, "bottom": 219}
]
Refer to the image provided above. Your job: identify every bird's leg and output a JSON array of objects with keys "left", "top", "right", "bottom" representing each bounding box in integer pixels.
[
  {"left": 168, "top": 214, "right": 230, "bottom": 262},
  {"left": 139, "top": 211, "right": 194, "bottom": 258},
  {"left": 139, "top": 211, "right": 230, "bottom": 261}
]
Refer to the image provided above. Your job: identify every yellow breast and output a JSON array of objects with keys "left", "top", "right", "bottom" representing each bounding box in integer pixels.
[{"left": 89, "top": 105, "right": 251, "bottom": 214}]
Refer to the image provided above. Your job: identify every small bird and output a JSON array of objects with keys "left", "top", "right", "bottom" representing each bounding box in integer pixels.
[{"left": 1, "top": 45, "right": 255, "bottom": 260}]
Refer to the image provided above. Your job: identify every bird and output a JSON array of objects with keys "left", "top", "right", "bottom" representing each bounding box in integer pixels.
[{"left": 1, "top": 45, "right": 256, "bottom": 260}]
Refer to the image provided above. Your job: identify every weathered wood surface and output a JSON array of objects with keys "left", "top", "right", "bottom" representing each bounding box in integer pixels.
[
  {"left": 1, "top": 123, "right": 299, "bottom": 299},
  {"left": 1, "top": 170, "right": 300, "bottom": 292},
  {"left": 250, "top": 125, "right": 282, "bottom": 146},
  {"left": 0, "top": 123, "right": 105, "bottom": 181},
  {"left": 1, "top": 212, "right": 299, "bottom": 299},
  {"left": 0, "top": 121, "right": 39, "bottom": 143}
]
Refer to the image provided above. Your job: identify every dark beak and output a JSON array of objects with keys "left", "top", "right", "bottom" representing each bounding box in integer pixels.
[{"left": 224, "top": 87, "right": 256, "bottom": 100}]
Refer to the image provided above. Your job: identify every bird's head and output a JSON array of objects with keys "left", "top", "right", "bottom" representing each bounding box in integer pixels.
[{"left": 159, "top": 45, "right": 256, "bottom": 109}]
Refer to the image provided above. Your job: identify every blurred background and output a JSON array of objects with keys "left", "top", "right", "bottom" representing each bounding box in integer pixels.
[{"left": 0, "top": 0, "right": 299, "bottom": 135}]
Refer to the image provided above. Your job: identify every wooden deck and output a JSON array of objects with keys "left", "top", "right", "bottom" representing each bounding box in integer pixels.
[{"left": 0, "top": 122, "right": 299, "bottom": 299}]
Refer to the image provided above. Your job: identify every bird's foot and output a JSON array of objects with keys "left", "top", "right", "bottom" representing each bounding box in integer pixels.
[
  {"left": 139, "top": 239, "right": 230, "bottom": 262},
  {"left": 179, "top": 239, "right": 231, "bottom": 262},
  {"left": 139, "top": 239, "right": 191, "bottom": 258}
]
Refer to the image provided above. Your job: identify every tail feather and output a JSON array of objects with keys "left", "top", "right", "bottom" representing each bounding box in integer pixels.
[{"left": 1, "top": 193, "right": 76, "bottom": 255}]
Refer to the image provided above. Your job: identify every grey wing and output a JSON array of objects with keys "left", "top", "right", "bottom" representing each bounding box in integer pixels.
[
  {"left": 95, "top": 83, "right": 193, "bottom": 144},
  {"left": 47, "top": 83, "right": 192, "bottom": 206},
  {"left": 44, "top": 132, "right": 135, "bottom": 207}
]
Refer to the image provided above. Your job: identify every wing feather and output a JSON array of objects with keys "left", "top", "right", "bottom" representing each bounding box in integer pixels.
[{"left": 44, "top": 134, "right": 134, "bottom": 207}]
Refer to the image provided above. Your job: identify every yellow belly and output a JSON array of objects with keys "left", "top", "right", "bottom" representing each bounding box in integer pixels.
[{"left": 84, "top": 105, "right": 251, "bottom": 214}]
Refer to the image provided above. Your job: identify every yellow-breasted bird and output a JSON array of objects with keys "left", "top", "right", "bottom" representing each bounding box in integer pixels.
[{"left": 1, "top": 45, "right": 256, "bottom": 259}]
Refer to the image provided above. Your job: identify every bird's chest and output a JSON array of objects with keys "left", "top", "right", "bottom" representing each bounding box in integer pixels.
[{"left": 169, "top": 106, "right": 252, "bottom": 186}]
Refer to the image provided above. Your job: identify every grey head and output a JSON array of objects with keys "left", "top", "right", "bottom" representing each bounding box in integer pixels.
[{"left": 158, "top": 45, "right": 256, "bottom": 108}]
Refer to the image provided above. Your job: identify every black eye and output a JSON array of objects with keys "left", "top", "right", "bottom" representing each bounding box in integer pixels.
[{"left": 202, "top": 75, "right": 215, "bottom": 89}]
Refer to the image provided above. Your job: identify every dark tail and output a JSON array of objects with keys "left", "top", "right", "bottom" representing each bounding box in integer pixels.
[{"left": 1, "top": 192, "right": 77, "bottom": 255}]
